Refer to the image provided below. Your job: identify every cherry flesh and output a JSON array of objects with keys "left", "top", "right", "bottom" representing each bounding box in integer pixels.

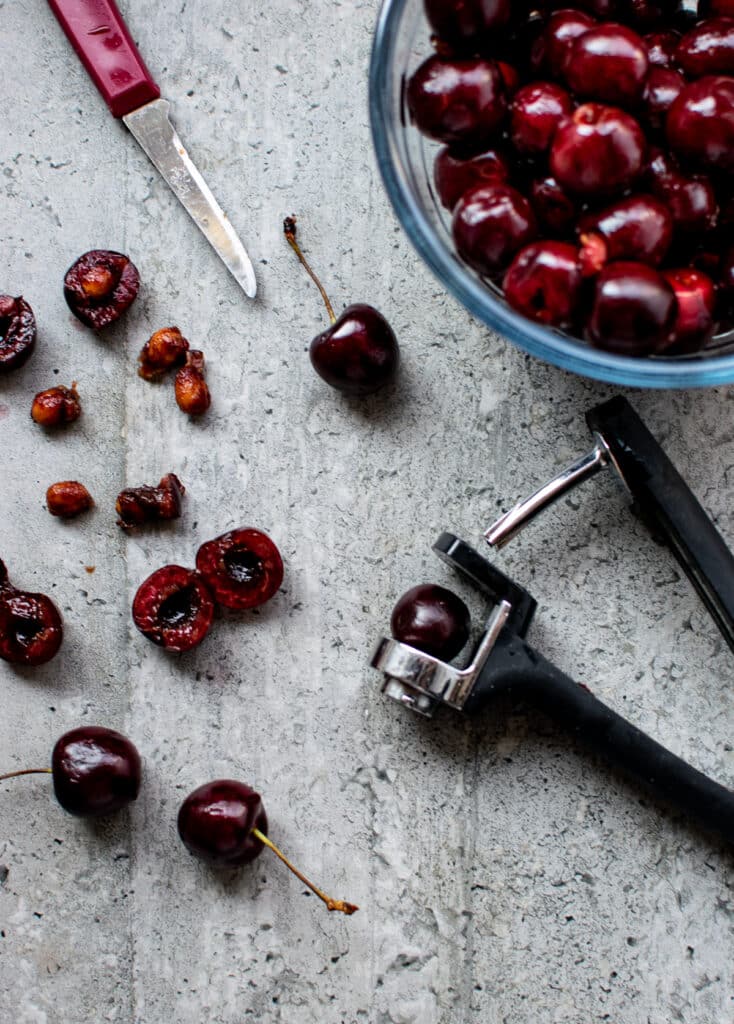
[
  {"left": 195, "top": 528, "right": 284, "bottom": 610},
  {"left": 178, "top": 779, "right": 358, "bottom": 914},
  {"left": 63, "top": 250, "right": 140, "bottom": 329},
  {"left": 433, "top": 146, "right": 509, "bottom": 210},
  {"left": 667, "top": 75, "right": 734, "bottom": 172},
  {"left": 175, "top": 350, "right": 211, "bottom": 416},
  {"left": 424, "top": 0, "right": 511, "bottom": 47},
  {"left": 0, "top": 726, "right": 141, "bottom": 819},
  {"left": 0, "top": 296, "right": 36, "bottom": 373},
  {"left": 284, "top": 217, "right": 399, "bottom": 395},
  {"left": 676, "top": 17, "right": 734, "bottom": 76},
  {"left": 138, "top": 326, "right": 189, "bottom": 380},
  {"left": 46, "top": 481, "right": 94, "bottom": 519},
  {"left": 587, "top": 261, "right": 676, "bottom": 353},
  {"left": 662, "top": 267, "right": 717, "bottom": 351},
  {"left": 116, "top": 473, "right": 185, "bottom": 530},
  {"left": 550, "top": 103, "right": 646, "bottom": 197},
  {"left": 510, "top": 82, "right": 574, "bottom": 155},
  {"left": 406, "top": 56, "right": 507, "bottom": 147},
  {"left": 504, "top": 241, "right": 585, "bottom": 327},
  {"left": 0, "top": 560, "right": 63, "bottom": 666},
  {"left": 563, "top": 24, "right": 649, "bottom": 106},
  {"left": 51, "top": 727, "right": 141, "bottom": 817},
  {"left": 579, "top": 194, "right": 673, "bottom": 266},
  {"left": 452, "top": 183, "right": 538, "bottom": 276},
  {"left": 31, "top": 385, "right": 81, "bottom": 428},
  {"left": 132, "top": 565, "right": 215, "bottom": 652},
  {"left": 391, "top": 583, "right": 471, "bottom": 660}
]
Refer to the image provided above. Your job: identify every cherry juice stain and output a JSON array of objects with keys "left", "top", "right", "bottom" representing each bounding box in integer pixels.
[{"left": 0, "top": 404, "right": 9, "bottom": 420}]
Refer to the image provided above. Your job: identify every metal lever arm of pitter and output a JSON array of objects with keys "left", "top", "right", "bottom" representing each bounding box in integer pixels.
[
  {"left": 466, "top": 629, "right": 734, "bottom": 846},
  {"left": 588, "top": 396, "right": 734, "bottom": 655}
]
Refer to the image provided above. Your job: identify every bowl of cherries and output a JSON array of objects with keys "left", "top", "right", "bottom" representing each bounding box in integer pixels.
[{"left": 369, "top": 0, "right": 734, "bottom": 386}]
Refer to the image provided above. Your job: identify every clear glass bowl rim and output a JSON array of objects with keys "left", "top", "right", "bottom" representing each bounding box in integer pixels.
[{"left": 368, "top": 0, "right": 734, "bottom": 389}]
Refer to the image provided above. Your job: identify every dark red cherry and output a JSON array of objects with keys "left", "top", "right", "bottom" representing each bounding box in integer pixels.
[
  {"left": 541, "top": 9, "right": 598, "bottom": 78},
  {"left": 496, "top": 61, "right": 520, "bottom": 96},
  {"left": 132, "top": 565, "right": 215, "bottom": 652},
  {"left": 587, "top": 261, "right": 676, "bottom": 354},
  {"left": 406, "top": 56, "right": 507, "bottom": 147},
  {"left": 642, "top": 67, "right": 686, "bottom": 133},
  {"left": 550, "top": 104, "right": 646, "bottom": 197},
  {"left": 452, "top": 183, "right": 538, "bottom": 276},
  {"left": 625, "top": 0, "right": 675, "bottom": 28},
  {"left": 579, "top": 194, "right": 673, "bottom": 266},
  {"left": 51, "top": 727, "right": 141, "bottom": 818},
  {"left": 391, "top": 584, "right": 471, "bottom": 660},
  {"left": 529, "top": 176, "right": 577, "bottom": 234},
  {"left": 700, "top": 0, "right": 734, "bottom": 15},
  {"left": 510, "top": 82, "right": 573, "bottom": 155},
  {"left": 503, "top": 241, "right": 584, "bottom": 327},
  {"left": 563, "top": 24, "right": 649, "bottom": 106},
  {"left": 676, "top": 17, "right": 734, "bottom": 77},
  {"left": 0, "top": 296, "right": 36, "bottom": 374},
  {"left": 433, "top": 146, "right": 509, "bottom": 209},
  {"left": 309, "top": 304, "right": 399, "bottom": 396},
  {"left": 645, "top": 30, "right": 681, "bottom": 67},
  {"left": 195, "top": 528, "right": 283, "bottom": 610},
  {"left": 667, "top": 75, "right": 734, "bottom": 172},
  {"left": 721, "top": 246, "right": 734, "bottom": 295},
  {"left": 63, "top": 250, "right": 140, "bottom": 330},
  {"left": 574, "top": 0, "right": 619, "bottom": 16},
  {"left": 661, "top": 268, "right": 717, "bottom": 351},
  {"left": 424, "top": 0, "right": 511, "bottom": 47},
  {"left": 0, "top": 560, "right": 63, "bottom": 666},
  {"left": 645, "top": 147, "right": 719, "bottom": 233},
  {"left": 178, "top": 780, "right": 267, "bottom": 866}
]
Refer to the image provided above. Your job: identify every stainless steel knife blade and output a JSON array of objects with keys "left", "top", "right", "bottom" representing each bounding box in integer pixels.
[{"left": 123, "top": 99, "right": 257, "bottom": 299}]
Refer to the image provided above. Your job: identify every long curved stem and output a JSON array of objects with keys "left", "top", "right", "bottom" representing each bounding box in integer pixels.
[
  {"left": 0, "top": 768, "right": 51, "bottom": 783},
  {"left": 283, "top": 216, "right": 337, "bottom": 325},
  {"left": 252, "top": 828, "right": 358, "bottom": 916}
]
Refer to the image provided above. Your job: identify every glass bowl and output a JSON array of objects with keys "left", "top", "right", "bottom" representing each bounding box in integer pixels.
[{"left": 368, "top": 0, "right": 734, "bottom": 388}]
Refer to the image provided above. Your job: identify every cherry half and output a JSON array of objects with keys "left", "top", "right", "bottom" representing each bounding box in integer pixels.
[
  {"left": 0, "top": 726, "right": 141, "bottom": 818},
  {"left": 132, "top": 565, "right": 215, "bottom": 652},
  {"left": 390, "top": 583, "right": 471, "bottom": 660},
  {"left": 0, "top": 559, "right": 63, "bottom": 666},
  {"left": 195, "top": 528, "right": 284, "bottom": 610},
  {"left": 0, "top": 296, "right": 36, "bottom": 373},
  {"left": 178, "top": 779, "right": 358, "bottom": 915},
  {"left": 284, "top": 217, "right": 399, "bottom": 395},
  {"left": 63, "top": 250, "right": 140, "bottom": 330}
]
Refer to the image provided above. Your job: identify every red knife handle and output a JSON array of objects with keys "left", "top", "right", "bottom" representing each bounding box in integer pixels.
[{"left": 48, "top": 0, "right": 160, "bottom": 117}]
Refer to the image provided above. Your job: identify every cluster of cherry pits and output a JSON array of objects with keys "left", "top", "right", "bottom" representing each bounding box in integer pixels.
[{"left": 409, "top": 0, "right": 734, "bottom": 356}]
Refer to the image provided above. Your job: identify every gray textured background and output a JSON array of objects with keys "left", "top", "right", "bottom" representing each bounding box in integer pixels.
[{"left": 1, "top": 1, "right": 732, "bottom": 1022}]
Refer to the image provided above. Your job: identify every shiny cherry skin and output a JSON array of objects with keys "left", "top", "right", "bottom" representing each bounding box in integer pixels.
[
  {"left": 642, "top": 67, "right": 686, "bottom": 134},
  {"left": 195, "top": 528, "right": 283, "bottom": 610},
  {"left": 579, "top": 194, "right": 673, "bottom": 266},
  {"left": 539, "top": 9, "right": 598, "bottom": 77},
  {"left": 433, "top": 146, "right": 509, "bottom": 210},
  {"left": 676, "top": 17, "right": 734, "bottom": 77},
  {"left": 452, "top": 183, "right": 537, "bottom": 276},
  {"left": 661, "top": 268, "right": 717, "bottom": 351},
  {"left": 529, "top": 176, "right": 577, "bottom": 234},
  {"left": 550, "top": 104, "right": 646, "bottom": 197},
  {"left": 510, "top": 81, "right": 573, "bottom": 155},
  {"left": 645, "top": 147, "right": 719, "bottom": 233},
  {"left": 424, "top": 0, "right": 511, "bottom": 47},
  {"left": 406, "top": 56, "right": 507, "bottom": 147},
  {"left": 178, "top": 780, "right": 267, "bottom": 867},
  {"left": 563, "top": 24, "right": 649, "bottom": 106},
  {"left": 391, "top": 584, "right": 471, "bottom": 660},
  {"left": 503, "top": 241, "right": 584, "bottom": 328},
  {"left": 51, "top": 727, "right": 141, "bottom": 818},
  {"left": 587, "top": 261, "right": 676, "bottom": 354},
  {"left": 309, "top": 304, "right": 399, "bottom": 396},
  {"left": 667, "top": 75, "right": 734, "bottom": 172},
  {"left": 645, "top": 30, "right": 681, "bottom": 67},
  {"left": 0, "top": 560, "right": 63, "bottom": 666},
  {"left": 132, "top": 565, "right": 215, "bottom": 652}
]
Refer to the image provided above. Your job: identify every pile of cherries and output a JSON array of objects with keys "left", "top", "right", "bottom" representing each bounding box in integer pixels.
[{"left": 408, "top": 0, "right": 734, "bottom": 356}]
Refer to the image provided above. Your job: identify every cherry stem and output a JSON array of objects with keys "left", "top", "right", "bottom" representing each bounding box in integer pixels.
[
  {"left": 252, "top": 827, "right": 358, "bottom": 916},
  {"left": 0, "top": 768, "right": 52, "bottom": 783},
  {"left": 283, "top": 216, "right": 337, "bottom": 325}
]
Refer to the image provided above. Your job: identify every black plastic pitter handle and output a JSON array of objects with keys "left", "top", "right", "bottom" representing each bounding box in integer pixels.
[
  {"left": 587, "top": 396, "right": 734, "bottom": 654},
  {"left": 466, "top": 628, "right": 734, "bottom": 845}
]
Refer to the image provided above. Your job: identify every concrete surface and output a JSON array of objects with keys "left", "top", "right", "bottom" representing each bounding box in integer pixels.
[{"left": 0, "top": 1, "right": 732, "bottom": 1022}]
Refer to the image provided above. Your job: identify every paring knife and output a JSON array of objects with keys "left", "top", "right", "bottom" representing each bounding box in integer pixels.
[{"left": 47, "top": 0, "right": 257, "bottom": 299}]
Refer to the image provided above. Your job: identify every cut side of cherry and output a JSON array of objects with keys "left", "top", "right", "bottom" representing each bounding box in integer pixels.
[
  {"left": 0, "top": 559, "right": 63, "bottom": 666},
  {"left": 132, "top": 565, "right": 215, "bottom": 652},
  {"left": 196, "top": 528, "right": 284, "bottom": 610}
]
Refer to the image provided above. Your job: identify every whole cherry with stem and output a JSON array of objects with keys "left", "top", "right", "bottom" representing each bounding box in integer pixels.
[
  {"left": 177, "top": 779, "right": 358, "bottom": 915},
  {"left": 283, "top": 216, "right": 399, "bottom": 396}
]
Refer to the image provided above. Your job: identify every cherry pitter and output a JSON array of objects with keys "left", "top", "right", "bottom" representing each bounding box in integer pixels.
[{"left": 371, "top": 396, "right": 734, "bottom": 845}]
